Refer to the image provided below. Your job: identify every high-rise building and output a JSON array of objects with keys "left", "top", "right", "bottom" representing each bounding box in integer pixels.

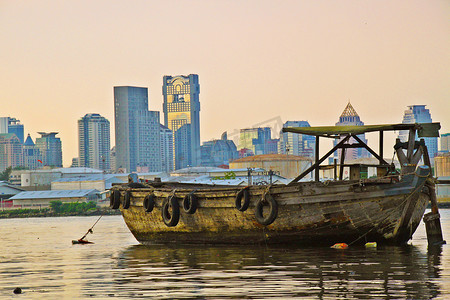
[
  {"left": 114, "top": 86, "right": 161, "bottom": 172},
  {"left": 78, "top": 113, "right": 111, "bottom": 171},
  {"left": 110, "top": 147, "right": 116, "bottom": 172},
  {"left": 200, "top": 132, "right": 238, "bottom": 167},
  {"left": 278, "top": 121, "right": 315, "bottom": 158},
  {"left": 35, "top": 132, "right": 62, "bottom": 167},
  {"left": 333, "top": 103, "right": 370, "bottom": 162},
  {"left": 0, "top": 117, "right": 24, "bottom": 144},
  {"left": 399, "top": 105, "right": 438, "bottom": 159},
  {"left": 23, "top": 134, "right": 42, "bottom": 170},
  {"left": 160, "top": 124, "right": 174, "bottom": 173},
  {"left": 238, "top": 127, "right": 271, "bottom": 155},
  {"left": 0, "top": 133, "right": 23, "bottom": 171},
  {"left": 440, "top": 133, "right": 449, "bottom": 153},
  {"left": 163, "top": 74, "right": 200, "bottom": 170}
]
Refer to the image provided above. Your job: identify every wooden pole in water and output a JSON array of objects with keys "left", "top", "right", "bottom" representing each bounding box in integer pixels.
[{"left": 421, "top": 141, "right": 446, "bottom": 246}]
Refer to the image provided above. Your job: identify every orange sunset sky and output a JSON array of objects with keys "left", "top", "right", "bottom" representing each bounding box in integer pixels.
[{"left": 1, "top": 0, "right": 449, "bottom": 166}]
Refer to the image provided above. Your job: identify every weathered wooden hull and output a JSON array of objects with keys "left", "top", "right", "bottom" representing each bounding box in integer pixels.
[{"left": 112, "top": 167, "right": 430, "bottom": 246}]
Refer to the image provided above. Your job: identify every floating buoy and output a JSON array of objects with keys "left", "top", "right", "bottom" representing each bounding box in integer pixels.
[
  {"left": 365, "top": 242, "right": 377, "bottom": 248},
  {"left": 331, "top": 243, "right": 348, "bottom": 249}
]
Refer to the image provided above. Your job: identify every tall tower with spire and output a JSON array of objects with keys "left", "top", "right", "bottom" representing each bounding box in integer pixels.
[
  {"left": 333, "top": 103, "right": 371, "bottom": 163},
  {"left": 23, "top": 134, "right": 42, "bottom": 170}
]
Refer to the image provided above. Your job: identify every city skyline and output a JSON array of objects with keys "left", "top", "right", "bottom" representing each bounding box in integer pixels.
[{"left": 1, "top": 1, "right": 448, "bottom": 166}]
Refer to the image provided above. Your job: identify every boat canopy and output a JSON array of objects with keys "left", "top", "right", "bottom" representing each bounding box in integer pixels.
[{"left": 282, "top": 123, "right": 440, "bottom": 138}]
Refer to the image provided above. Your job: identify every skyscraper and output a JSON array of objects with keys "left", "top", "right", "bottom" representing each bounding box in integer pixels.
[
  {"left": 160, "top": 124, "right": 174, "bottom": 173},
  {"left": 333, "top": 103, "right": 370, "bottom": 162},
  {"left": 114, "top": 86, "right": 161, "bottom": 172},
  {"left": 399, "top": 105, "right": 438, "bottom": 159},
  {"left": 200, "top": 132, "right": 238, "bottom": 167},
  {"left": 78, "top": 113, "right": 111, "bottom": 170},
  {"left": 163, "top": 74, "right": 200, "bottom": 170},
  {"left": 23, "top": 134, "right": 42, "bottom": 170},
  {"left": 278, "top": 121, "right": 315, "bottom": 157},
  {"left": 35, "top": 132, "right": 62, "bottom": 167},
  {"left": 0, "top": 133, "right": 23, "bottom": 171},
  {"left": 0, "top": 117, "right": 24, "bottom": 144},
  {"left": 441, "top": 133, "right": 450, "bottom": 153},
  {"left": 238, "top": 127, "right": 272, "bottom": 155}
]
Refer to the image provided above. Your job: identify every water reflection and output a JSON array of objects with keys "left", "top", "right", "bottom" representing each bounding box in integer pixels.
[
  {"left": 0, "top": 215, "right": 447, "bottom": 299},
  {"left": 108, "top": 243, "right": 443, "bottom": 299}
]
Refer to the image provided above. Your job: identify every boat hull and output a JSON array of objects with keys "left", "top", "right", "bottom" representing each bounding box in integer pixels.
[{"left": 115, "top": 168, "right": 430, "bottom": 245}]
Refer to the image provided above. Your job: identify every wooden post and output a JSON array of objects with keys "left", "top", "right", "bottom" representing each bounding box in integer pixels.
[
  {"left": 339, "top": 145, "right": 346, "bottom": 181},
  {"left": 315, "top": 136, "right": 320, "bottom": 182},
  {"left": 333, "top": 158, "right": 337, "bottom": 180},
  {"left": 406, "top": 129, "right": 416, "bottom": 161},
  {"left": 379, "top": 131, "right": 384, "bottom": 164}
]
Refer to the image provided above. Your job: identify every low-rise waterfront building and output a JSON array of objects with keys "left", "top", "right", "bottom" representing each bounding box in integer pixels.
[
  {"left": 51, "top": 174, "right": 126, "bottom": 191},
  {"left": 9, "top": 189, "right": 100, "bottom": 209}
]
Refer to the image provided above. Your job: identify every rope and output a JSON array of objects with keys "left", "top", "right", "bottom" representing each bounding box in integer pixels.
[
  {"left": 263, "top": 184, "right": 272, "bottom": 196},
  {"left": 79, "top": 214, "right": 103, "bottom": 241}
]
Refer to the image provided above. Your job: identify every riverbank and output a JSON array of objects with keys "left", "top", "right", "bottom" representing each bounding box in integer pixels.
[{"left": 0, "top": 207, "right": 121, "bottom": 219}]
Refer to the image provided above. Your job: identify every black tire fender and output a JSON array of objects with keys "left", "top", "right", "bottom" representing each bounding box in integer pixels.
[
  {"left": 255, "top": 194, "right": 278, "bottom": 226},
  {"left": 110, "top": 190, "right": 121, "bottom": 209},
  {"left": 123, "top": 191, "right": 131, "bottom": 209},
  {"left": 162, "top": 195, "right": 180, "bottom": 227},
  {"left": 183, "top": 193, "right": 198, "bottom": 214},
  {"left": 143, "top": 194, "right": 155, "bottom": 213},
  {"left": 235, "top": 188, "right": 250, "bottom": 211}
]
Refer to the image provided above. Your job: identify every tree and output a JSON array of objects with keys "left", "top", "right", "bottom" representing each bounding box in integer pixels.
[
  {"left": 50, "top": 200, "right": 62, "bottom": 213},
  {"left": 0, "top": 166, "right": 12, "bottom": 181}
]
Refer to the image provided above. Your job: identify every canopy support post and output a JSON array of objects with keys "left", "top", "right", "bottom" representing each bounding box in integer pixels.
[
  {"left": 289, "top": 135, "right": 351, "bottom": 184},
  {"left": 315, "top": 136, "right": 320, "bottom": 182}
]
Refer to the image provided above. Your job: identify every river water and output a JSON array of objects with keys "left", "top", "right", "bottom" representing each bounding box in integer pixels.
[{"left": 0, "top": 210, "right": 449, "bottom": 299}]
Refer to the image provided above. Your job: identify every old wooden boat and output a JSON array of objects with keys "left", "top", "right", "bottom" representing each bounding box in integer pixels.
[{"left": 110, "top": 123, "right": 444, "bottom": 246}]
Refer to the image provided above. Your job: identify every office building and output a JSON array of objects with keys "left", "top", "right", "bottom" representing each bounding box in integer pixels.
[
  {"left": 333, "top": 103, "right": 370, "bottom": 162},
  {"left": 114, "top": 86, "right": 161, "bottom": 172},
  {"left": 23, "top": 134, "right": 42, "bottom": 170},
  {"left": 440, "top": 133, "right": 449, "bottom": 153},
  {"left": 278, "top": 121, "right": 315, "bottom": 158},
  {"left": 238, "top": 127, "right": 272, "bottom": 155},
  {"left": 399, "top": 105, "right": 438, "bottom": 159},
  {"left": 160, "top": 124, "right": 174, "bottom": 173},
  {"left": 163, "top": 74, "right": 201, "bottom": 169},
  {"left": 78, "top": 113, "right": 111, "bottom": 171},
  {"left": 0, "top": 117, "right": 24, "bottom": 144},
  {"left": 110, "top": 147, "right": 116, "bottom": 172},
  {"left": 201, "top": 132, "right": 238, "bottom": 167},
  {"left": 35, "top": 132, "right": 62, "bottom": 167},
  {"left": 0, "top": 133, "right": 23, "bottom": 172}
]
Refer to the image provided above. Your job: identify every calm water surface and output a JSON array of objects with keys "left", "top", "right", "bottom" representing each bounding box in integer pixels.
[{"left": 0, "top": 210, "right": 449, "bottom": 299}]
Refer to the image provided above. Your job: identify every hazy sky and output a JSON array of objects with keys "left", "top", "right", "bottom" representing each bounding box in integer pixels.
[{"left": 1, "top": 0, "right": 449, "bottom": 167}]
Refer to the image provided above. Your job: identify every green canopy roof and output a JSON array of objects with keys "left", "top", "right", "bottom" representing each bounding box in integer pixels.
[{"left": 282, "top": 123, "right": 440, "bottom": 138}]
